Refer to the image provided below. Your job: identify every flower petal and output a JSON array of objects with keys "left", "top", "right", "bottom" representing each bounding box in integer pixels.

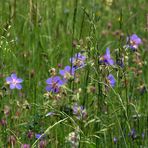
[
  {"left": 46, "top": 85, "right": 52, "bottom": 92},
  {"left": 10, "top": 84, "right": 16, "bottom": 89},
  {"left": 54, "top": 87, "right": 59, "bottom": 93},
  {"left": 6, "top": 77, "right": 12, "bottom": 84},
  {"left": 59, "top": 70, "right": 65, "bottom": 76},
  {"left": 58, "top": 80, "right": 65, "bottom": 86},
  {"left": 106, "top": 48, "right": 110, "bottom": 57},
  {"left": 11, "top": 73, "right": 17, "bottom": 80},
  {"left": 107, "top": 58, "right": 114, "bottom": 65},
  {"left": 53, "top": 76, "right": 60, "bottom": 82},
  {"left": 16, "top": 78, "right": 23, "bottom": 83},
  {"left": 16, "top": 84, "right": 22, "bottom": 90},
  {"left": 46, "top": 78, "right": 52, "bottom": 84},
  {"left": 64, "top": 66, "right": 71, "bottom": 71},
  {"left": 107, "top": 74, "right": 116, "bottom": 87}
]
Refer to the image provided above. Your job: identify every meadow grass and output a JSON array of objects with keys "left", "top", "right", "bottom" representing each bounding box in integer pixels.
[{"left": 0, "top": 0, "right": 148, "bottom": 147}]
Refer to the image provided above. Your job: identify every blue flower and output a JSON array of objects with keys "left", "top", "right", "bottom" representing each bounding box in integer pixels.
[
  {"left": 100, "top": 48, "right": 114, "bottom": 65},
  {"left": 107, "top": 74, "right": 116, "bottom": 87},
  {"left": 70, "top": 53, "right": 86, "bottom": 70},
  {"left": 6, "top": 73, "right": 23, "bottom": 90},
  {"left": 35, "top": 133, "right": 45, "bottom": 139},
  {"left": 46, "top": 76, "right": 65, "bottom": 93},
  {"left": 128, "top": 34, "right": 142, "bottom": 50},
  {"left": 59, "top": 66, "right": 75, "bottom": 80},
  {"left": 128, "top": 128, "right": 137, "bottom": 140},
  {"left": 73, "top": 103, "right": 87, "bottom": 120},
  {"left": 113, "top": 137, "right": 117, "bottom": 144}
]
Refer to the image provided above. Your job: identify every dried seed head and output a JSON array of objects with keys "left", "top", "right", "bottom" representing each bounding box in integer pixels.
[{"left": 49, "top": 68, "right": 56, "bottom": 76}]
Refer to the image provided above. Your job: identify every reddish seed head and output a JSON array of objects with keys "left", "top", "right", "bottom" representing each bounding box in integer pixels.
[
  {"left": 39, "top": 140, "right": 47, "bottom": 148},
  {"left": 27, "top": 131, "right": 34, "bottom": 139},
  {"left": 0, "top": 119, "right": 7, "bottom": 126}
]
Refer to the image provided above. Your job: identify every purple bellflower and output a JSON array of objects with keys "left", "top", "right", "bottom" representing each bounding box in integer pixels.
[
  {"left": 107, "top": 74, "right": 116, "bottom": 87},
  {"left": 70, "top": 53, "right": 86, "bottom": 70},
  {"left": 128, "top": 128, "right": 137, "bottom": 140},
  {"left": 113, "top": 137, "right": 118, "bottom": 144},
  {"left": 73, "top": 103, "right": 87, "bottom": 120},
  {"left": 46, "top": 76, "right": 64, "bottom": 93},
  {"left": 6, "top": 73, "right": 23, "bottom": 90},
  {"left": 35, "top": 133, "right": 46, "bottom": 139},
  {"left": 128, "top": 34, "right": 142, "bottom": 50},
  {"left": 100, "top": 48, "right": 114, "bottom": 65},
  {"left": 59, "top": 66, "right": 75, "bottom": 80}
]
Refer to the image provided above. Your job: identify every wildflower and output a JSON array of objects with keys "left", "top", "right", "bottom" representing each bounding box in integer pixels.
[
  {"left": 6, "top": 73, "right": 23, "bottom": 90},
  {"left": 100, "top": 48, "right": 114, "bottom": 65},
  {"left": 0, "top": 119, "right": 7, "bottom": 126},
  {"left": 38, "top": 140, "right": 47, "bottom": 148},
  {"left": 128, "top": 128, "right": 137, "bottom": 140},
  {"left": 70, "top": 53, "right": 86, "bottom": 70},
  {"left": 66, "top": 131, "right": 80, "bottom": 148},
  {"left": 107, "top": 74, "right": 116, "bottom": 87},
  {"left": 21, "top": 144, "right": 30, "bottom": 148},
  {"left": 27, "top": 131, "right": 34, "bottom": 139},
  {"left": 73, "top": 103, "right": 87, "bottom": 120},
  {"left": 59, "top": 66, "right": 75, "bottom": 80},
  {"left": 113, "top": 137, "right": 118, "bottom": 144},
  {"left": 57, "top": 63, "right": 62, "bottom": 68},
  {"left": 142, "top": 133, "right": 145, "bottom": 139},
  {"left": 46, "top": 76, "right": 65, "bottom": 93},
  {"left": 45, "top": 112, "right": 55, "bottom": 117},
  {"left": 128, "top": 34, "right": 142, "bottom": 50},
  {"left": 116, "top": 57, "right": 124, "bottom": 67},
  {"left": 35, "top": 133, "right": 45, "bottom": 139}
]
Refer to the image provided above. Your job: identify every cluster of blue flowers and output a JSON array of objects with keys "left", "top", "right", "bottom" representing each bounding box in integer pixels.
[
  {"left": 5, "top": 34, "right": 142, "bottom": 92},
  {"left": 45, "top": 52, "right": 86, "bottom": 93}
]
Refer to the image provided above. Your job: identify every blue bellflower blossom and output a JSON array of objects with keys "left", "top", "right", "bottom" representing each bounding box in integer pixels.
[
  {"left": 35, "top": 133, "right": 46, "bottom": 139},
  {"left": 107, "top": 74, "right": 116, "bottom": 87},
  {"left": 59, "top": 66, "right": 75, "bottom": 80},
  {"left": 100, "top": 48, "right": 114, "bottom": 65},
  {"left": 6, "top": 73, "right": 23, "bottom": 90},
  {"left": 46, "top": 76, "right": 64, "bottom": 93},
  {"left": 73, "top": 103, "right": 87, "bottom": 120},
  {"left": 70, "top": 53, "right": 86, "bottom": 70},
  {"left": 113, "top": 137, "right": 118, "bottom": 144},
  {"left": 128, "top": 34, "right": 142, "bottom": 50},
  {"left": 128, "top": 128, "right": 137, "bottom": 140}
]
